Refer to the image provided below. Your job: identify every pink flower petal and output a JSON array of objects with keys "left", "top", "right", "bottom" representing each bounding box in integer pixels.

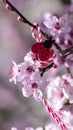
[{"left": 33, "top": 89, "right": 43, "bottom": 102}]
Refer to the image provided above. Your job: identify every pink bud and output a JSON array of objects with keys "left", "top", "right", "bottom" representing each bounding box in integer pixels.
[
  {"left": 17, "top": 16, "right": 23, "bottom": 22},
  {"left": 65, "top": 39, "right": 72, "bottom": 46},
  {"left": 5, "top": 4, "right": 12, "bottom": 10},
  {"left": 0, "top": 0, "right": 6, "bottom": 3},
  {"left": 53, "top": 63, "right": 57, "bottom": 68}
]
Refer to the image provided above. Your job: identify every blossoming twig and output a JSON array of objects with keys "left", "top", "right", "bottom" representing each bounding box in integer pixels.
[
  {"left": 5, "top": 0, "right": 50, "bottom": 39},
  {"left": 2, "top": 0, "right": 73, "bottom": 57},
  {"left": 6, "top": 0, "right": 36, "bottom": 28},
  {"left": 63, "top": 45, "right": 73, "bottom": 55},
  {"left": 1, "top": 0, "right": 64, "bottom": 55}
]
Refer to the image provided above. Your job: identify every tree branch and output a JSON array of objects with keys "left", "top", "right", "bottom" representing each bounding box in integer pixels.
[
  {"left": 3, "top": 0, "right": 73, "bottom": 56},
  {"left": 40, "top": 62, "right": 54, "bottom": 76},
  {"left": 6, "top": 0, "right": 50, "bottom": 38},
  {"left": 0, "top": 0, "right": 64, "bottom": 55},
  {"left": 6, "top": 0, "right": 37, "bottom": 28}
]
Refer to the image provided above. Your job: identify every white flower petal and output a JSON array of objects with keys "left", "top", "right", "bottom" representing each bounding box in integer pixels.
[
  {"left": 61, "top": 26, "right": 71, "bottom": 33},
  {"left": 31, "top": 71, "right": 41, "bottom": 82},
  {"left": 52, "top": 16, "right": 58, "bottom": 23},
  {"left": 33, "top": 89, "right": 43, "bottom": 102},
  {"left": 44, "top": 20, "right": 53, "bottom": 29},
  {"left": 59, "top": 15, "right": 69, "bottom": 26},
  {"left": 22, "top": 86, "right": 33, "bottom": 98}
]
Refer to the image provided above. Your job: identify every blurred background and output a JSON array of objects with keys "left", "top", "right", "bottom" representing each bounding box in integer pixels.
[{"left": 0, "top": 0, "right": 70, "bottom": 130}]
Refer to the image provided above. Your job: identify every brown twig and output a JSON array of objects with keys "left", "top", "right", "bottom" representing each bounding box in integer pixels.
[
  {"left": 54, "top": 43, "right": 63, "bottom": 55},
  {"left": 63, "top": 45, "right": 73, "bottom": 54},
  {"left": 40, "top": 62, "right": 54, "bottom": 76},
  {"left": 60, "top": 100, "right": 73, "bottom": 111},
  {"left": 6, "top": 0, "right": 36, "bottom": 28},
  {"left": 1, "top": 0, "right": 63, "bottom": 54},
  {"left": 6, "top": 0, "right": 50, "bottom": 38}
]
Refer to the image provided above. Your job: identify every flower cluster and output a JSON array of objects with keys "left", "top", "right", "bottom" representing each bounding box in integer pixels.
[
  {"left": 44, "top": 14, "right": 71, "bottom": 37},
  {"left": 47, "top": 74, "right": 73, "bottom": 110},
  {"left": 9, "top": 52, "right": 45, "bottom": 102},
  {"left": 1, "top": 0, "right": 73, "bottom": 130}
]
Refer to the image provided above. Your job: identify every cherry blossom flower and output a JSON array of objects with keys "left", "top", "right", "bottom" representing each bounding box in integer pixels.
[
  {"left": 9, "top": 61, "right": 22, "bottom": 84},
  {"left": 44, "top": 14, "right": 71, "bottom": 36},
  {"left": 9, "top": 54, "right": 41, "bottom": 84},
  {"left": 47, "top": 77, "right": 66, "bottom": 110},
  {"left": 22, "top": 71, "right": 43, "bottom": 101},
  {"left": 24, "top": 51, "right": 37, "bottom": 63},
  {"left": 47, "top": 74, "right": 73, "bottom": 110},
  {"left": 62, "top": 74, "right": 73, "bottom": 103}
]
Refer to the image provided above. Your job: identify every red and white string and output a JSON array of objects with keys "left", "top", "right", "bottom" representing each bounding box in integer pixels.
[
  {"left": 42, "top": 98, "right": 68, "bottom": 130},
  {"left": 40, "top": 50, "right": 56, "bottom": 67},
  {"left": 31, "top": 23, "right": 43, "bottom": 42}
]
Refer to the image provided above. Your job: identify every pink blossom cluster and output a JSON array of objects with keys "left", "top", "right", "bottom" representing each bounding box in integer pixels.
[
  {"left": 9, "top": 52, "right": 73, "bottom": 129},
  {"left": 1, "top": 0, "right": 73, "bottom": 130},
  {"left": 47, "top": 74, "right": 73, "bottom": 110},
  {"left": 9, "top": 0, "right": 73, "bottom": 129},
  {"left": 9, "top": 51, "right": 49, "bottom": 102},
  {"left": 44, "top": 14, "right": 71, "bottom": 37}
]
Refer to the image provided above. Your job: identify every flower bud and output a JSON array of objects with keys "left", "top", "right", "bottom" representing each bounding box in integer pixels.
[
  {"left": 5, "top": 4, "right": 12, "bottom": 10},
  {"left": 17, "top": 16, "right": 23, "bottom": 22},
  {"left": 0, "top": 0, "right": 6, "bottom": 3}
]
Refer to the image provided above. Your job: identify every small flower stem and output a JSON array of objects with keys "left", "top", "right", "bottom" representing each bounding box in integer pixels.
[{"left": 42, "top": 98, "right": 68, "bottom": 130}]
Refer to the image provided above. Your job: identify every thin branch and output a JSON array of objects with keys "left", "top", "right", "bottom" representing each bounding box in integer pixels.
[
  {"left": 60, "top": 100, "right": 73, "bottom": 111},
  {"left": 40, "top": 62, "right": 54, "bottom": 76},
  {"left": 6, "top": 0, "right": 36, "bottom": 28},
  {"left": 63, "top": 45, "right": 73, "bottom": 55},
  {"left": 4, "top": 0, "right": 73, "bottom": 58},
  {"left": 3, "top": 0, "right": 63, "bottom": 54},
  {"left": 62, "top": 49, "right": 73, "bottom": 58},
  {"left": 54, "top": 43, "right": 63, "bottom": 55},
  {"left": 6, "top": 0, "right": 50, "bottom": 38}
]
